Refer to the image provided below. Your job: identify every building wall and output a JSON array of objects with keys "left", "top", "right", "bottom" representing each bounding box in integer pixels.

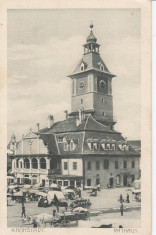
[
  {"left": 61, "top": 158, "right": 83, "bottom": 176},
  {"left": 84, "top": 156, "right": 140, "bottom": 188},
  {"left": 93, "top": 93, "right": 113, "bottom": 118},
  {"left": 71, "top": 93, "right": 94, "bottom": 112}
]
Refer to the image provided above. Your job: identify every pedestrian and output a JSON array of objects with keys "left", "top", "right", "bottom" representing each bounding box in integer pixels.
[
  {"left": 79, "top": 189, "right": 81, "bottom": 198},
  {"left": 120, "top": 194, "right": 123, "bottom": 203},
  {"left": 126, "top": 193, "right": 130, "bottom": 203},
  {"left": 53, "top": 209, "right": 56, "bottom": 217},
  {"left": 21, "top": 203, "right": 26, "bottom": 218},
  {"left": 120, "top": 202, "right": 124, "bottom": 216}
]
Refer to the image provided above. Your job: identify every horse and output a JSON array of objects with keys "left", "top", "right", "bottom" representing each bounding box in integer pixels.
[
  {"left": 53, "top": 194, "right": 68, "bottom": 212},
  {"left": 24, "top": 213, "right": 54, "bottom": 227}
]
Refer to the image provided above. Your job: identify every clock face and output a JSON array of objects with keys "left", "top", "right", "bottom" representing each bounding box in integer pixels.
[{"left": 99, "top": 80, "right": 107, "bottom": 91}]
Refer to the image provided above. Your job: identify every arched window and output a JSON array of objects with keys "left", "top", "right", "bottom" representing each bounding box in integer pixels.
[
  {"left": 104, "top": 159, "right": 109, "bottom": 169},
  {"left": 19, "top": 161, "right": 23, "bottom": 169},
  {"left": 32, "top": 158, "right": 38, "bottom": 169},
  {"left": 16, "top": 158, "right": 20, "bottom": 168},
  {"left": 24, "top": 158, "right": 30, "bottom": 169},
  {"left": 40, "top": 158, "right": 46, "bottom": 169},
  {"left": 50, "top": 158, "right": 57, "bottom": 169}
]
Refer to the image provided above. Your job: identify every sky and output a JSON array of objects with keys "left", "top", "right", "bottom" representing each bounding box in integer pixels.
[{"left": 7, "top": 9, "right": 141, "bottom": 142}]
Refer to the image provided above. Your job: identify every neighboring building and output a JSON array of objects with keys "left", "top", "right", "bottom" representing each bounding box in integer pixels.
[
  {"left": 127, "top": 140, "right": 141, "bottom": 154},
  {"left": 9, "top": 24, "right": 140, "bottom": 188}
]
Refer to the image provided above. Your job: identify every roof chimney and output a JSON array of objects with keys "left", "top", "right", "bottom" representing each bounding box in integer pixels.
[
  {"left": 36, "top": 123, "right": 40, "bottom": 132},
  {"left": 64, "top": 110, "right": 68, "bottom": 119},
  {"left": 48, "top": 115, "right": 54, "bottom": 129}
]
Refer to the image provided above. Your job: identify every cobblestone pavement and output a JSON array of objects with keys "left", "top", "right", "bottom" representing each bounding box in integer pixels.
[{"left": 7, "top": 187, "right": 141, "bottom": 228}]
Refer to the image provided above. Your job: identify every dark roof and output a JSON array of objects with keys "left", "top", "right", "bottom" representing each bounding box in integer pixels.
[
  {"left": 69, "top": 52, "right": 115, "bottom": 77},
  {"left": 40, "top": 114, "right": 117, "bottom": 134},
  {"left": 87, "top": 30, "right": 97, "bottom": 43},
  {"left": 39, "top": 134, "right": 59, "bottom": 155}
]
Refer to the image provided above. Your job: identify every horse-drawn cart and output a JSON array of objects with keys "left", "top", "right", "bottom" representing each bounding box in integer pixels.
[{"left": 53, "top": 210, "right": 88, "bottom": 227}]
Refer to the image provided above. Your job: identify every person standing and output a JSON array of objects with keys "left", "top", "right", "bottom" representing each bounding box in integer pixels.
[
  {"left": 120, "top": 194, "right": 123, "bottom": 203},
  {"left": 21, "top": 203, "right": 26, "bottom": 218},
  {"left": 120, "top": 202, "right": 124, "bottom": 216},
  {"left": 126, "top": 193, "right": 130, "bottom": 203}
]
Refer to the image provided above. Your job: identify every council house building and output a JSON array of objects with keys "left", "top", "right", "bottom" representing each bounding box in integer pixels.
[{"left": 9, "top": 25, "right": 140, "bottom": 188}]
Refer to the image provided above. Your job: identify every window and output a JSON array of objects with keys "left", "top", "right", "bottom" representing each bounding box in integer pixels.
[
  {"left": 64, "top": 181, "right": 68, "bottom": 186},
  {"left": 58, "top": 181, "right": 62, "bottom": 186},
  {"left": 103, "top": 112, "right": 105, "bottom": 116},
  {"left": 64, "top": 142, "right": 68, "bottom": 151},
  {"left": 58, "top": 137, "right": 63, "bottom": 143},
  {"left": 87, "top": 161, "right": 91, "bottom": 170},
  {"left": 104, "top": 159, "right": 109, "bottom": 169},
  {"left": 123, "top": 160, "right": 127, "bottom": 169},
  {"left": 24, "top": 158, "right": 30, "bottom": 169},
  {"left": 20, "top": 162, "right": 22, "bottom": 168},
  {"left": 132, "top": 161, "right": 135, "bottom": 168},
  {"left": 94, "top": 142, "right": 100, "bottom": 150},
  {"left": 102, "top": 98, "right": 104, "bottom": 103},
  {"left": 115, "top": 161, "right": 119, "bottom": 169},
  {"left": 76, "top": 181, "right": 81, "bottom": 187},
  {"left": 81, "top": 99, "right": 83, "bottom": 104},
  {"left": 100, "top": 64, "right": 104, "bottom": 71},
  {"left": 87, "top": 179, "right": 91, "bottom": 186},
  {"left": 91, "top": 142, "right": 94, "bottom": 150},
  {"left": 16, "top": 159, "right": 20, "bottom": 168},
  {"left": 40, "top": 158, "right": 46, "bottom": 169},
  {"left": 96, "top": 161, "right": 100, "bottom": 170},
  {"left": 64, "top": 162, "right": 68, "bottom": 170},
  {"left": 96, "top": 178, "right": 100, "bottom": 185},
  {"left": 70, "top": 140, "right": 74, "bottom": 151},
  {"left": 32, "top": 158, "right": 38, "bottom": 169},
  {"left": 73, "top": 162, "right": 77, "bottom": 170}
]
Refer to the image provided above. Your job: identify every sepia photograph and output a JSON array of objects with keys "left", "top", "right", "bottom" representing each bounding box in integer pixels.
[{"left": 5, "top": 7, "right": 144, "bottom": 231}]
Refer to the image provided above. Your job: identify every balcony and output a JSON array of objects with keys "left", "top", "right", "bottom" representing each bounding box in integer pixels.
[{"left": 14, "top": 168, "right": 60, "bottom": 175}]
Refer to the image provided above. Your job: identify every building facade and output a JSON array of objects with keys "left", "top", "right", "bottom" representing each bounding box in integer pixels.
[{"left": 9, "top": 25, "right": 140, "bottom": 188}]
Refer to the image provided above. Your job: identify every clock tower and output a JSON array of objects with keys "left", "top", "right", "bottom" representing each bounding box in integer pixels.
[{"left": 68, "top": 24, "right": 116, "bottom": 130}]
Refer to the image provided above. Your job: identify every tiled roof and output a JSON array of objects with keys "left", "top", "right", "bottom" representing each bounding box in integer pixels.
[
  {"left": 69, "top": 52, "right": 115, "bottom": 77},
  {"left": 40, "top": 114, "right": 115, "bottom": 134},
  {"left": 39, "top": 134, "right": 59, "bottom": 155}
]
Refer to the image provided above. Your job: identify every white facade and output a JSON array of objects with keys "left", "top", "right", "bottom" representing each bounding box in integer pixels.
[{"left": 61, "top": 159, "right": 83, "bottom": 176}]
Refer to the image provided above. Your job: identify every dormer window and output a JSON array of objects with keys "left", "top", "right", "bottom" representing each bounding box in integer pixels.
[
  {"left": 80, "top": 63, "right": 85, "bottom": 71},
  {"left": 100, "top": 64, "right": 104, "bottom": 71},
  {"left": 64, "top": 141, "right": 68, "bottom": 151},
  {"left": 70, "top": 140, "right": 75, "bottom": 151},
  {"left": 58, "top": 137, "right": 63, "bottom": 143}
]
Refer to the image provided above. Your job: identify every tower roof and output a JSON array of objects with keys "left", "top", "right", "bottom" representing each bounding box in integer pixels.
[
  {"left": 87, "top": 30, "right": 97, "bottom": 43},
  {"left": 68, "top": 24, "right": 116, "bottom": 78},
  {"left": 69, "top": 51, "right": 116, "bottom": 77},
  {"left": 11, "top": 132, "right": 16, "bottom": 139}
]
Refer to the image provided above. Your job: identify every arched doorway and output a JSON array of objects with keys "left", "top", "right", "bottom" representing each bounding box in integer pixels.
[
  {"left": 40, "top": 158, "right": 46, "bottom": 169},
  {"left": 32, "top": 158, "right": 38, "bottom": 169}
]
